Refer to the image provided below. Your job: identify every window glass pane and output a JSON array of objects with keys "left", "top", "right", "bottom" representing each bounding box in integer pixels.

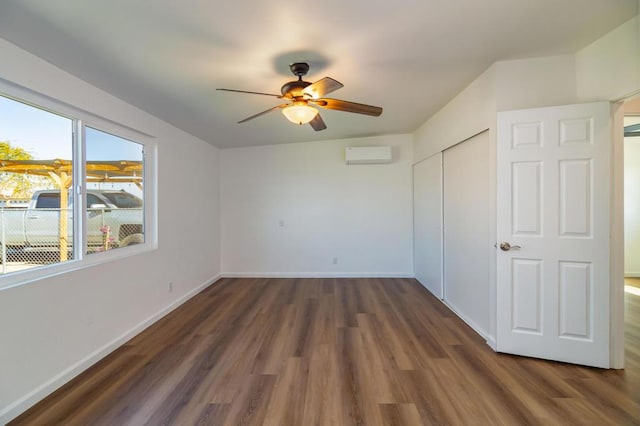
[
  {"left": 85, "top": 127, "right": 144, "bottom": 253},
  {"left": 101, "top": 192, "right": 143, "bottom": 208},
  {"left": 86, "top": 194, "right": 102, "bottom": 207},
  {"left": 0, "top": 95, "right": 73, "bottom": 273},
  {"left": 35, "top": 193, "right": 62, "bottom": 209}
]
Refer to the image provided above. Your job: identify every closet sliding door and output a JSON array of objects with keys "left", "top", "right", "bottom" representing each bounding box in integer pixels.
[
  {"left": 413, "top": 153, "right": 443, "bottom": 298},
  {"left": 443, "top": 131, "right": 490, "bottom": 336}
]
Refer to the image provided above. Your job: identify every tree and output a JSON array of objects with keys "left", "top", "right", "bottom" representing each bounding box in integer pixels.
[
  {"left": 0, "top": 140, "right": 52, "bottom": 199},
  {"left": 0, "top": 140, "right": 32, "bottom": 159}
]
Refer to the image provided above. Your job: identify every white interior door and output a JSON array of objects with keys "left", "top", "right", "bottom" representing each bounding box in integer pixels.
[
  {"left": 496, "top": 102, "right": 611, "bottom": 368},
  {"left": 413, "top": 153, "right": 443, "bottom": 298},
  {"left": 444, "top": 132, "right": 490, "bottom": 336}
]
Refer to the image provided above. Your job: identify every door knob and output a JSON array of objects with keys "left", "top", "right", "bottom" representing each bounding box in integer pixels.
[{"left": 499, "top": 242, "right": 521, "bottom": 251}]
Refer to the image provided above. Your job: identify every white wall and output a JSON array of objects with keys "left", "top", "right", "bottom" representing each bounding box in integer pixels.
[
  {"left": 576, "top": 15, "right": 640, "bottom": 102},
  {"left": 625, "top": 116, "right": 640, "bottom": 276},
  {"left": 494, "top": 55, "right": 577, "bottom": 111},
  {"left": 221, "top": 134, "right": 414, "bottom": 277},
  {"left": 413, "top": 54, "right": 580, "bottom": 165},
  {"left": 413, "top": 65, "right": 496, "bottom": 164},
  {"left": 0, "top": 39, "right": 221, "bottom": 423}
]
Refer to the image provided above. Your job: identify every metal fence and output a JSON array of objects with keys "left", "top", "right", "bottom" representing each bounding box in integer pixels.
[{"left": 0, "top": 207, "right": 144, "bottom": 274}]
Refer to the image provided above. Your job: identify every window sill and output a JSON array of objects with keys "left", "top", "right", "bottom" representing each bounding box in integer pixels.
[{"left": 0, "top": 242, "right": 157, "bottom": 292}]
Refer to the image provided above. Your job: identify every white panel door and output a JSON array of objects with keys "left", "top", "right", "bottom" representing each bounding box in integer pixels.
[
  {"left": 413, "top": 153, "right": 443, "bottom": 298},
  {"left": 497, "top": 102, "right": 611, "bottom": 368},
  {"left": 444, "top": 132, "right": 490, "bottom": 336}
]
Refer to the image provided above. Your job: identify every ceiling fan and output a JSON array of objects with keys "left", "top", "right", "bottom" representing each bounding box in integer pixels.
[{"left": 217, "top": 62, "right": 383, "bottom": 131}]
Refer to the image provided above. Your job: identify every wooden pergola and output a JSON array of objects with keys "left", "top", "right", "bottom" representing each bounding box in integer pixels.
[{"left": 0, "top": 159, "right": 143, "bottom": 260}]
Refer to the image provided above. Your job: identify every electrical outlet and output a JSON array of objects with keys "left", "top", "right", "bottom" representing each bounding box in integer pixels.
[
  {"left": 168, "top": 281, "right": 173, "bottom": 292},
  {"left": 279, "top": 219, "right": 285, "bottom": 227},
  {"left": 332, "top": 257, "right": 338, "bottom": 265}
]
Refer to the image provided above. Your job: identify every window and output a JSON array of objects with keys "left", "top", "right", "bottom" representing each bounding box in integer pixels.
[
  {"left": 0, "top": 95, "right": 73, "bottom": 272},
  {"left": 85, "top": 127, "right": 144, "bottom": 254},
  {"left": 0, "top": 92, "right": 150, "bottom": 276}
]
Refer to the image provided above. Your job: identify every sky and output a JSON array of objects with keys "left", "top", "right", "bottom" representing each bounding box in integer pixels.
[
  {"left": 86, "top": 127, "right": 143, "bottom": 161},
  {"left": 0, "top": 95, "right": 143, "bottom": 160},
  {"left": 0, "top": 94, "right": 144, "bottom": 197},
  {"left": 0, "top": 95, "right": 71, "bottom": 159}
]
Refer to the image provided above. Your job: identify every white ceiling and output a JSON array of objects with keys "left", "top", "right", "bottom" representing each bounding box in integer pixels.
[{"left": 0, "top": 0, "right": 637, "bottom": 148}]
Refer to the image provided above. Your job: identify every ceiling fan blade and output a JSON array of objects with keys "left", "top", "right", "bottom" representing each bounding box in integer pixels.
[
  {"left": 312, "top": 98, "right": 383, "bottom": 116},
  {"left": 217, "top": 88, "right": 283, "bottom": 98},
  {"left": 309, "top": 113, "right": 327, "bottom": 131},
  {"left": 303, "top": 77, "right": 344, "bottom": 98},
  {"left": 238, "top": 104, "right": 288, "bottom": 123}
]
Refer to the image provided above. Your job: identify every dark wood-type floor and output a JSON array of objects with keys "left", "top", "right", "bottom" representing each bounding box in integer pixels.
[{"left": 11, "top": 278, "right": 640, "bottom": 425}]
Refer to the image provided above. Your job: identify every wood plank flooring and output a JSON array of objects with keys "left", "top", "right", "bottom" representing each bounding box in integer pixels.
[{"left": 11, "top": 278, "right": 640, "bottom": 425}]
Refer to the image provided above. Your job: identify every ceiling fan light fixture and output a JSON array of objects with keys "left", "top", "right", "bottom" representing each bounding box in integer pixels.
[
  {"left": 218, "top": 62, "right": 382, "bottom": 131},
  {"left": 282, "top": 103, "right": 318, "bottom": 125}
]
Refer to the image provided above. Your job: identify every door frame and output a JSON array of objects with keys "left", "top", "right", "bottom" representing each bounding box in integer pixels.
[
  {"left": 611, "top": 102, "right": 623, "bottom": 368},
  {"left": 612, "top": 99, "right": 634, "bottom": 369},
  {"left": 611, "top": 94, "right": 640, "bottom": 369}
]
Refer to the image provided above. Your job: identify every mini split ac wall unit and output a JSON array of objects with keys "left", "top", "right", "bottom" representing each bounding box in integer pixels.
[{"left": 345, "top": 146, "right": 392, "bottom": 164}]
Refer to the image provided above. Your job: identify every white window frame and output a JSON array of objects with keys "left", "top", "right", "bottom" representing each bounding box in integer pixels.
[{"left": 0, "top": 79, "right": 157, "bottom": 291}]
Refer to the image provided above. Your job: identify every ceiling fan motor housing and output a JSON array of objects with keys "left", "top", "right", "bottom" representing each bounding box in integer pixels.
[
  {"left": 281, "top": 80, "right": 311, "bottom": 96},
  {"left": 281, "top": 62, "right": 312, "bottom": 96}
]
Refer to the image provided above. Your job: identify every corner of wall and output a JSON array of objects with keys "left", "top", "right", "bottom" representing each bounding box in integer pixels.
[
  {"left": 576, "top": 14, "right": 640, "bottom": 102},
  {"left": 412, "top": 65, "right": 497, "bottom": 164},
  {"left": 214, "top": 145, "right": 223, "bottom": 275}
]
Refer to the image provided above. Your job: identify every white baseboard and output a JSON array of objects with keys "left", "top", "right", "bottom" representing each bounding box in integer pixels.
[
  {"left": 221, "top": 272, "right": 415, "bottom": 278},
  {"left": 0, "top": 273, "right": 223, "bottom": 425},
  {"left": 624, "top": 273, "right": 640, "bottom": 278},
  {"left": 486, "top": 336, "right": 497, "bottom": 351},
  {"left": 442, "top": 299, "right": 491, "bottom": 343}
]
